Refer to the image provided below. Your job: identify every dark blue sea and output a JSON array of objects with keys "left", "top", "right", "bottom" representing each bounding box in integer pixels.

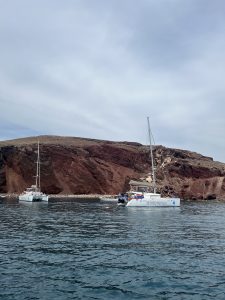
[{"left": 1, "top": 198, "right": 225, "bottom": 300}]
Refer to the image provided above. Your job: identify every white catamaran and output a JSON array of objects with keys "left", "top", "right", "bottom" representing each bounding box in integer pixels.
[
  {"left": 19, "top": 141, "right": 48, "bottom": 202},
  {"left": 126, "top": 117, "right": 180, "bottom": 207}
]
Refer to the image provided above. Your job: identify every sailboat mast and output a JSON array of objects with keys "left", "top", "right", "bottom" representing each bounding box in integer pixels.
[
  {"left": 35, "top": 141, "right": 40, "bottom": 192},
  {"left": 38, "top": 141, "right": 41, "bottom": 191},
  {"left": 147, "top": 117, "right": 156, "bottom": 193}
]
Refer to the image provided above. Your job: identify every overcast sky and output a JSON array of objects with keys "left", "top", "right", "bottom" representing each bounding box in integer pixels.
[{"left": 1, "top": 0, "right": 225, "bottom": 162}]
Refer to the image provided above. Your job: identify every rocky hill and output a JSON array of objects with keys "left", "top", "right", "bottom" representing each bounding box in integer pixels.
[{"left": 0, "top": 135, "right": 225, "bottom": 200}]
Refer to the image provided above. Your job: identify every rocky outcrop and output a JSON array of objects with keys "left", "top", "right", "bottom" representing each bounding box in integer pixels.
[{"left": 0, "top": 135, "right": 225, "bottom": 200}]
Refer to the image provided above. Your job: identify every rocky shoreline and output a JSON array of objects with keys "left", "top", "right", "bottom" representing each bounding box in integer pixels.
[{"left": 0, "top": 193, "right": 116, "bottom": 200}]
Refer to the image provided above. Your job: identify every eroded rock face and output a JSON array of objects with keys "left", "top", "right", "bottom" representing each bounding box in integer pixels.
[{"left": 1, "top": 136, "right": 225, "bottom": 199}]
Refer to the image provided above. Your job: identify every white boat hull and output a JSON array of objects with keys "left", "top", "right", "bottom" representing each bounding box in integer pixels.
[
  {"left": 19, "top": 194, "right": 49, "bottom": 202},
  {"left": 126, "top": 197, "right": 180, "bottom": 207}
]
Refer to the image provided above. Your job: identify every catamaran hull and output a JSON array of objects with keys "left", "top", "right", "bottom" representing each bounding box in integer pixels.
[
  {"left": 19, "top": 195, "right": 49, "bottom": 202},
  {"left": 126, "top": 197, "right": 180, "bottom": 207}
]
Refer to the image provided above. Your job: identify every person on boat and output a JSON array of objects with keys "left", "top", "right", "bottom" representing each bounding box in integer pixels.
[{"left": 118, "top": 193, "right": 128, "bottom": 204}]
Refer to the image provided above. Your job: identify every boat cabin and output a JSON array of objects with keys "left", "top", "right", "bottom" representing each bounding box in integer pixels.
[
  {"left": 129, "top": 180, "right": 152, "bottom": 193},
  {"left": 25, "top": 185, "right": 39, "bottom": 193}
]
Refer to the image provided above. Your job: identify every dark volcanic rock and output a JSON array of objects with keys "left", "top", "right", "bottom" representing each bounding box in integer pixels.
[{"left": 0, "top": 135, "right": 225, "bottom": 200}]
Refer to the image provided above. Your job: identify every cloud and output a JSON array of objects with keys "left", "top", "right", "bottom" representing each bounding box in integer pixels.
[{"left": 1, "top": 0, "right": 225, "bottom": 162}]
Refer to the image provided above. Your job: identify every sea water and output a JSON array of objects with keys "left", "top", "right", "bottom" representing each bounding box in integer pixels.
[{"left": 1, "top": 198, "right": 225, "bottom": 299}]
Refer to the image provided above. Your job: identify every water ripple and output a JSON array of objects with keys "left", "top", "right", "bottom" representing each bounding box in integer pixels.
[{"left": 1, "top": 199, "right": 225, "bottom": 299}]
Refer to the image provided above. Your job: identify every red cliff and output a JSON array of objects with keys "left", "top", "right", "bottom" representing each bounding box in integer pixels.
[{"left": 1, "top": 135, "right": 225, "bottom": 200}]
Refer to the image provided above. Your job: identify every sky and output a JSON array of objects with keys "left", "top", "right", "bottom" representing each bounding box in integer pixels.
[{"left": 1, "top": 0, "right": 225, "bottom": 162}]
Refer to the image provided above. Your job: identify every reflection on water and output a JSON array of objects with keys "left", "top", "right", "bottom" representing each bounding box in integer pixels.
[{"left": 1, "top": 199, "right": 225, "bottom": 299}]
